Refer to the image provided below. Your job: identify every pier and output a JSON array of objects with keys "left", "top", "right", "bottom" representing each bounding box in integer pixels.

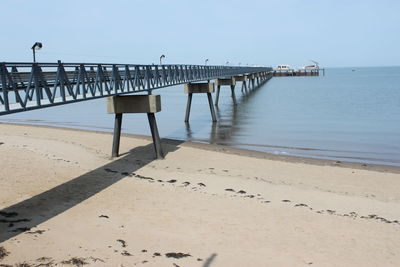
[{"left": 0, "top": 62, "right": 273, "bottom": 158}]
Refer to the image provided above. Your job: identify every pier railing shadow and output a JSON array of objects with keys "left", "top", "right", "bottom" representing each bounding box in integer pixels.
[{"left": 0, "top": 139, "right": 182, "bottom": 243}]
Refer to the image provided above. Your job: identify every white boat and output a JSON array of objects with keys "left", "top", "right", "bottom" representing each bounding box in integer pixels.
[
  {"left": 300, "top": 60, "right": 320, "bottom": 70},
  {"left": 275, "top": 65, "right": 293, "bottom": 71}
]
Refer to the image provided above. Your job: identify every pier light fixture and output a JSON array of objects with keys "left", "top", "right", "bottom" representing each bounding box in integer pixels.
[
  {"left": 31, "top": 42, "right": 43, "bottom": 62},
  {"left": 205, "top": 59, "right": 209, "bottom": 65},
  {"left": 159, "top": 54, "right": 165, "bottom": 65}
]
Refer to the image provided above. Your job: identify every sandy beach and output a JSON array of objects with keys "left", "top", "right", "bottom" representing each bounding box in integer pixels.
[{"left": 0, "top": 123, "right": 399, "bottom": 267}]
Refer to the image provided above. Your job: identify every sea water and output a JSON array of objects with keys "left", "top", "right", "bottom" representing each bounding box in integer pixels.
[{"left": 1, "top": 67, "right": 400, "bottom": 166}]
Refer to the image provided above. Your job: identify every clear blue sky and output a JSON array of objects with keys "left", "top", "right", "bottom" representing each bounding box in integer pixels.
[{"left": 1, "top": 0, "right": 399, "bottom": 67}]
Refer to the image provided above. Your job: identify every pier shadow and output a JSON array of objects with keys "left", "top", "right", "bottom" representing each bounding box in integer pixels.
[
  {"left": 202, "top": 253, "right": 218, "bottom": 267},
  {"left": 0, "top": 139, "right": 182, "bottom": 243}
]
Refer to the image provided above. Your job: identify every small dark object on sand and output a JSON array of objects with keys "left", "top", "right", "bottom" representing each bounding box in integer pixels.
[
  {"left": 0, "top": 211, "right": 18, "bottom": 218},
  {"left": 61, "top": 257, "right": 88, "bottom": 266},
  {"left": 153, "top": 252, "right": 161, "bottom": 257},
  {"left": 225, "top": 188, "right": 235, "bottom": 192},
  {"left": 173, "top": 264, "right": 180, "bottom": 267},
  {"left": 141, "top": 249, "right": 147, "bottom": 253},
  {"left": 142, "top": 261, "right": 148, "bottom": 263},
  {"left": 135, "top": 174, "right": 154, "bottom": 181},
  {"left": 15, "top": 263, "right": 32, "bottom": 267},
  {"left": 197, "top": 258, "right": 203, "bottom": 261},
  {"left": 197, "top": 183, "right": 206, "bottom": 187},
  {"left": 245, "top": 195, "right": 255, "bottom": 198},
  {"left": 165, "top": 252, "right": 191, "bottom": 259},
  {"left": 89, "top": 257, "right": 105, "bottom": 263},
  {"left": 295, "top": 203, "right": 308, "bottom": 207},
  {"left": 36, "top": 257, "right": 52, "bottom": 262},
  {"left": 182, "top": 182, "right": 190, "bottom": 186},
  {"left": 237, "top": 190, "right": 246, "bottom": 194},
  {"left": 282, "top": 200, "right": 291, "bottom": 202},
  {"left": 0, "top": 246, "right": 10, "bottom": 260},
  {"left": 121, "top": 251, "right": 132, "bottom": 256},
  {"left": 99, "top": 215, "right": 109, "bottom": 219},
  {"left": 26, "top": 229, "right": 45, "bottom": 235},
  {"left": 167, "top": 179, "right": 177, "bottom": 183},
  {"left": 117, "top": 239, "right": 127, "bottom": 248}
]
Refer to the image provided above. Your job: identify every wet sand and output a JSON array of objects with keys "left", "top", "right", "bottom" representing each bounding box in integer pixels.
[{"left": 0, "top": 123, "right": 399, "bottom": 266}]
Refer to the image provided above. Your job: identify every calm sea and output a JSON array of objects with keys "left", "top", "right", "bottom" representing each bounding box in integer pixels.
[{"left": 1, "top": 67, "right": 400, "bottom": 166}]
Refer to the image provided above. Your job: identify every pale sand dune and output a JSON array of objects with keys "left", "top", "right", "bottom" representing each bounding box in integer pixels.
[{"left": 0, "top": 123, "right": 399, "bottom": 267}]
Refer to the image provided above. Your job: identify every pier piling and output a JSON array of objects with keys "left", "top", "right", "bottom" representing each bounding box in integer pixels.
[
  {"left": 214, "top": 78, "right": 236, "bottom": 106},
  {"left": 184, "top": 82, "right": 216, "bottom": 122},
  {"left": 107, "top": 95, "right": 163, "bottom": 159}
]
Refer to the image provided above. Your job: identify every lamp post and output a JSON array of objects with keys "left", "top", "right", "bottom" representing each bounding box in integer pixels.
[
  {"left": 205, "top": 59, "right": 209, "bottom": 65},
  {"left": 159, "top": 54, "right": 165, "bottom": 65},
  {"left": 31, "top": 42, "right": 43, "bottom": 62}
]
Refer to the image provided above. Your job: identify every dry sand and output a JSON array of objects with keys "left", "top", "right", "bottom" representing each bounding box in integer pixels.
[{"left": 0, "top": 123, "right": 399, "bottom": 267}]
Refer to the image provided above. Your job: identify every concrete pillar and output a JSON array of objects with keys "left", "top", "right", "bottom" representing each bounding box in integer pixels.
[
  {"left": 107, "top": 94, "right": 163, "bottom": 159},
  {"left": 234, "top": 75, "right": 248, "bottom": 93},
  {"left": 214, "top": 77, "right": 236, "bottom": 106},
  {"left": 184, "top": 82, "right": 217, "bottom": 122},
  {"left": 246, "top": 74, "right": 254, "bottom": 90}
]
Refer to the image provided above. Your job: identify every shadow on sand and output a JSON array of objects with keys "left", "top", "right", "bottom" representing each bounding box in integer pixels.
[{"left": 0, "top": 139, "right": 182, "bottom": 242}]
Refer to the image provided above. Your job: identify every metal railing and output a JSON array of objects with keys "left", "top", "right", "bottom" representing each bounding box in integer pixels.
[{"left": 0, "top": 62, "right": 272, "bottom": 115}]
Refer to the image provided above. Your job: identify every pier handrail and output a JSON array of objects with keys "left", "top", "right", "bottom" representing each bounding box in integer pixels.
[{"left": 0, "top": 62, "right": 272, "bottom": 115}]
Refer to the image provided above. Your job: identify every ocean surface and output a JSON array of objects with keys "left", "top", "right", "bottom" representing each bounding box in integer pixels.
[{"left": 1, "top": 67, "right": 400, "bottom": 166}]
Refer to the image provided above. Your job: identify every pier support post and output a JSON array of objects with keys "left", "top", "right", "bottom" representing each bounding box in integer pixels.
[
  {"left": 147, "top": 112, "right": 163, "bottom": 159},
  {"left": 107, "top": 94, "right": 163, "bottom": 159},
  {"left": 184, "top": 93, "right": 193, "bottom": 122},
  {"left": 234, "top": 75, "right": 248, "bottom": 94},
  {"left": 215, "top": 85, "right": 221, "bottom": 106},
  {"left": 184, "top": 82, "right": 216, "bottom": 122},
  {"left": 230, "top": 85, "right": 237, "bottom": 105},
  {"left": 207, "top": 92, "right": 217, "bottom": 122},
  {"left": 246, "top": 74, "right": 254, "bottom": 90},
  {"left": 241, "top": 80, "right": 248, "bottom": 93},
  {"left": 112, "top": 113, "right": 123, "bottom": 158},
  {"left": 214, "top": 77, "right": 236, "bottom": 106}
]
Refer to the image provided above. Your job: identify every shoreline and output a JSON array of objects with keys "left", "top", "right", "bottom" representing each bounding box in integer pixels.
[{"left": 2, "top": 122, "right": 399, "bottom": 174}]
